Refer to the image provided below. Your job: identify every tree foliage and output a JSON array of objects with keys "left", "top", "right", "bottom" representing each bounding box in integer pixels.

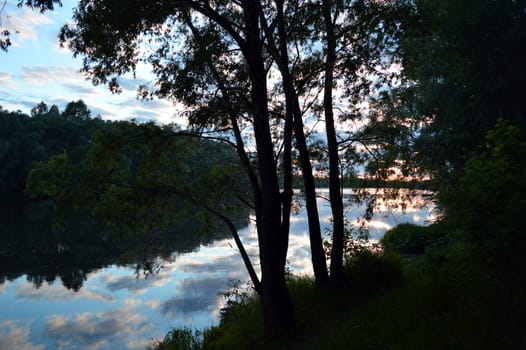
[
  {"left": 0, "top": 102, "right": 251, "bottom": 292},
  {"left": 27, "top": 120, "right": 249, "bottom": 236},
  {"left": 0, "top": 102, "right": 104, "bottom": 201},
  {"left": 439, "top": 119, "right": 526, "bottom": 255},
  {"left": 390, "top": 0, "right": 526, "bottom": 178}
]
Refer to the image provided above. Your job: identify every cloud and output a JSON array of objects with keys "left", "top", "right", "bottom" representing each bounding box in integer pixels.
[
  {"left": 19, "top": 66, "right": 81, "bottom": 85},
  {"left": 115, "top": 98, "right": 175, "bottom": 121},
  {"left": 178, "top": 255, "right": 243, "bottom": 276},
  {"left": 62, "top": 82, "right": 101, "bottom": 97},
  {"left": 145, "top": 300, "right": 161, "bottom": 309},
  {"left": 16, "top": 283, "right": 115, "bottom": 303},
  {"left": 286, "top": 234, "right": 315, "bottom": 275},
  {"left": 4, "top": 6, "right": 54, "bottom": 46},
  {"left": 102, "top": 272, "right": 172, "bottom": 294},
  {"left": 0, "top": 320, "right": 45, "bottom": 350},
  {"left": 45, "top": 307, "right": 151, "bottom": 350},
  {"left": 160, "top": 277, "right": 230, "bottom": 319},
  {"left": 0, "top": 72, "right": 14, "bottom": 86}
]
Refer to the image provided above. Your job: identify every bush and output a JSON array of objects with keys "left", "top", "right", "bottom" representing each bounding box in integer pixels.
[
  {"left": 344, "top": 250, "right": 403, "bottom": 294},
  {"left": 381, "top": 223, "right": 428, "bottom": 254},
  {"left": 439, "top": 119, "right": 526, "bottom": 266},
  {"left": 148, "top": 328, "right": 202, "bottom": 350}
]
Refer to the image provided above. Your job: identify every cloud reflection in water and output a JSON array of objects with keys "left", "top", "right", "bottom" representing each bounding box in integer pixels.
[
  {"left": 15, "top": 283, "right": 115, "bottom": 303},
  {"left": 0, "top": 189, "right": 435, "bottom": 349},
  {"left": 45, "top": 307, "right": 151, "bottom": 350},
  {"left": 0, "top": 320, "right": 44, "bottom": 350}
]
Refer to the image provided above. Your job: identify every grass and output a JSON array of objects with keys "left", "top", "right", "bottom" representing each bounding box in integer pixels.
[{"left": 150, "top": 225, "right": 526, "bottom": 350}]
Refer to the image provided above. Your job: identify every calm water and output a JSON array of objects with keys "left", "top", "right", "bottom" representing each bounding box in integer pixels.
[{"left": 0, "top": 189, "right": 435, "bottom": 349}]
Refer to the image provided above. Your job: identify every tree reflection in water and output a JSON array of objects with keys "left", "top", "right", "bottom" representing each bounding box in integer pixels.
[
  {"left": 1, "top": 189, "right": 434, "bottom": 291},
  {"left": 0, "top": 201, "right": 249, "bottom": 291}
]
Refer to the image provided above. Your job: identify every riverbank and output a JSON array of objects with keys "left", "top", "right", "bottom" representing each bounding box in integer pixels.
[{"left": 150, "top": 223, "right": 526, "bottom": 349}]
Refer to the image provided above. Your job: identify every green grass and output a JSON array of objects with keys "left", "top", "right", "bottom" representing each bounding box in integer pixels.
[{"left": 150, "top": 226, "right": 526, "bottom": 350}]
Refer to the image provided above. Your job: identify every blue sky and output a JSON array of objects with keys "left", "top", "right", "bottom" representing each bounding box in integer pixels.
[{"left": 0, "top": 0, "right": 184, "bottom": 125}]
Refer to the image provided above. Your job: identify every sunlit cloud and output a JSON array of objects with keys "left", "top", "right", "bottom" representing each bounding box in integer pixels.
[
  {"left": 0, "top": 320, "right": 45, "bottom": 350},
  {"left": 286, "top": 234, "right": 315, "bottom": 275},
  {"left": 145, "top": 300, "right": 161, "bottom": 309},
  {"left": 358, "top": 220, "right": 392, "bottom": 231},
  {"left": 112, "top": 76, "right": 149, "bottom": 93},
  {"left": 123, "top": 298, "right": 143, "bottom": 307}
]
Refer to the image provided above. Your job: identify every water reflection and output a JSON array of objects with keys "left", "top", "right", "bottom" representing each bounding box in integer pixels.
[
  {"left": 0, "top": 189, "right": 435, "bottom": 349},
  {"left": 46, "top": 307, "right": 153, "bottom": 350},
  {"left": 0, "top": 201, "right": 245, "bottom": 290},
  {"left": 0, "top": 320, "right": 44, "bottom": 350}
]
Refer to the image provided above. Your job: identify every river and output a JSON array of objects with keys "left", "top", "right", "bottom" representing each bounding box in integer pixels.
[{"left": 0, "top": 189, "right": 435, "bottom": 349}]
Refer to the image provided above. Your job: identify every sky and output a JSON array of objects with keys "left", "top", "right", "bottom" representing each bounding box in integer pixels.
[{"left": 0, "top": 0, "right": 186, "bottom": 125}]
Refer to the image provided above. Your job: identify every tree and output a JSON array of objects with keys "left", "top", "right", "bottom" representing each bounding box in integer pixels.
[
  {"left": 321, "top": 0, "right": 346, "bottom": 288},
  {"left": 392, "top": 0, "right": 526, "bottom": 179},
  {"left": 30, "top": 101, "right": 49, "bottom": 117},
  {"left": 54, "top": 0, "right": 403, "bottom": 333},
  {"left": 259, "top": 0, "right": 329, "bottom": 285},
  {"left": 439, "top": 119, "right": 526, "bottom": 261},
  {"left": 297, "top": 0, "right": 402, "bottom": 286},
  {"left": 62, "top": 100, "right": 91, "bottom": 120},
  {"left": 59, "top": 0, "right": 295, "bottom": 333},
  {"left": 365, "top": 0, "right": 526, "bottom": 268},
  {"left": 0, "top": 103, "right": 106, "bottom": 201}
]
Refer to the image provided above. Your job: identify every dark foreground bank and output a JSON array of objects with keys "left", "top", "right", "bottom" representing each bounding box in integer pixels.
[{"left": 148, "top": 222, "right": 526, "bottom": 350}]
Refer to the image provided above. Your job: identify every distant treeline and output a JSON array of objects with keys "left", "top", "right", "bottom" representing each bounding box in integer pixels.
[
  {"left": 1, "top": 100, "right": 432, "bottom": 206},
  {"left": 0, "top": 100, "right": 252, "bottom": 289},
  {"left": 0, "top": 101, "right": 107, "bottom": 202},
  {"left": 293, "top": 176, "right": 431, "bottom": 190}
]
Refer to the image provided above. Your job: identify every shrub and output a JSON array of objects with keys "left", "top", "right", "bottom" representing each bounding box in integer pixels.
[
  {"left": 343, "top": 250, "right": 403, "bottom": 294},
  {"left": 439, "top": 119, "right": 526, "bottom": 266},
  {"left": 381, "top": 223, "right": 428, "bottom": 254},
  {"left": 148, "top": 328, "right": 202, "bottom": 350}
]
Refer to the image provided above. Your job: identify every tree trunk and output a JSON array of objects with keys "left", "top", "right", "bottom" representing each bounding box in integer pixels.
[
  {"left": 242, "top": 0, "right": 294, "bottom": 333},
  {"left": 273, "top": 0, "right": 329, "bottom": 285},
  {"left": 280, "top": 84, "right": 294, "bottom": 271},
  {"left": 323, "top": 0, "right": 345, "bottom": 289}
]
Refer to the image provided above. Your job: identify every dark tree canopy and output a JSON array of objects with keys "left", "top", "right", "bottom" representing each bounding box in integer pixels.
[
  {"left": 0, "top": 102, "right": 103, "bottom": 202},
  {"left": 396, "top": 0, "right": 526, "bottom": 176}
]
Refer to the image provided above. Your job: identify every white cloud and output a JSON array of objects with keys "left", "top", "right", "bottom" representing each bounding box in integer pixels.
[
  {"left": 0, "top": 320, "right": 45, "bottom": 350},
  {"left": 4, "top": 6, "right": 54, "bottom": 47}
]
